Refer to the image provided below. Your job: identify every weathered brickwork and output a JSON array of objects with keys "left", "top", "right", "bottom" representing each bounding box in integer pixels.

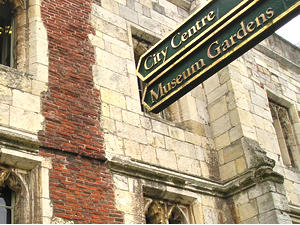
[
  {"left": 39, "top": 0, "right": 104, "bottom": 158},
  {"left": 38, "top": 0, "right": 123, "bottom": 223},
  {"left": 39, "top": 149, "right": 123, "bottom": 223}
]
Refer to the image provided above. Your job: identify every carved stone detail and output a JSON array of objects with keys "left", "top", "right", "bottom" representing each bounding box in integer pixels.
[
  {"left": 240, "top": 137, "right": 284, "bottom": 184},
  {"left": 0, "top": 166, "right": 11, "bottom": 187},
  {"left": 14, "top": 0, "right": 25, "bottom": 9},
  {"left": 7, "top": 174, "right": 22, "bottom": 192},
  {"left": 269, "top": 102, "right": 278, "bottom": 119},
  {"left": 144, "top": 197, "right": 190, "bottom": 224},
  {"left": 269, "top": 101, "right": 298, "bottom": 167},
  {"left": 242, "top": 137, "right": 275, "bottom": 169}
]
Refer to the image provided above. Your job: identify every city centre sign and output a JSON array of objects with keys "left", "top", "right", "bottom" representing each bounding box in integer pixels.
[
  {"left": 140, "top": 0, "right": 299, "bottom": 113},
  {"left": 136, "top": 0, "right": 254, "bottom": 82}
]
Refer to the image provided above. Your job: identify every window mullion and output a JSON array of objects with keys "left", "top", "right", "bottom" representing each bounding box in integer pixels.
[{"left": 10, "top": 18, "right": 14, "bottom": 68}]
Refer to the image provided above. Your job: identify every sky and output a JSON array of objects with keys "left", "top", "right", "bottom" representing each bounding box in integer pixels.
[{"left": 276, "top": 15, "right": 300, "bottom": 46}]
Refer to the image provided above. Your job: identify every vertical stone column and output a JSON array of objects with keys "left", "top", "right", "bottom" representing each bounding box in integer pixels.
[
  {"left": 28, "top": 0, "right": 49, "bottom": 83},
  {"left": 230, "top": 180, "right": 291, "bottom": 223},
  {"left": 205, "top": 57, "right": 292, "bottom": 223},
  {"left": 289, "top": 105, "right": 300, "bottom": 167},
  {"left": 14, "top": 1, "right": 27, "bottom": 71},
  {"left": 39, "top": 158, "right": 53, "bottom": 224}
]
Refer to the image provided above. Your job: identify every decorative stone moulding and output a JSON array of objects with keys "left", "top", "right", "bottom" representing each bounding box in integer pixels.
[
  {"left": 0, "top": 166, "right": 22, "bottom": 192},
  {"left": 0, "top": 129, "right": 40, "bottom": 153},
  {"left": 0, "top": 165, "right": 10, "bottom": 186},
  {"left": 109, "top": 137, "right": 284, "bottom": 198}
]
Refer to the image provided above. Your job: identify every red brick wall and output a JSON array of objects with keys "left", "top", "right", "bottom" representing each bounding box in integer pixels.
[
  {"left": 40, "top": 150, "right": 123, "bottom": 223},
  {"left": 39, "top": 0, "right": 123, "bottom": 223}
]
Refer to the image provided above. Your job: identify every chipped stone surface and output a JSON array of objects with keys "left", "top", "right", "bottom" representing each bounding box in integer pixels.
[{"left": 1, "top": 0, "right": 299, "bottom": 223}]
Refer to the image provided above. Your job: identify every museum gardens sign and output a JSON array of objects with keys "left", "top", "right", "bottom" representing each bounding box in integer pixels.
[{"left": 136, "top": 0, "right": 300, "bottom": 113}]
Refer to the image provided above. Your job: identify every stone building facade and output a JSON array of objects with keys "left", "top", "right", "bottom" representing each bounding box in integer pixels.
[{"left": 0, "top": 0, "right": 299, "bottom": 223}]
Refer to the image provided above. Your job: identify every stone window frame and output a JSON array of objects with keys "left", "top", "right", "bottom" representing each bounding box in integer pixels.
[
  {"left": 0, "top": 0, "right": 26, "bottom": 70},
  {"left": 142, "top": 185, "right": 201, "bottom": 224},
  {"left": 0, "top": 179, "right": 14, "bottom": 223},
  {"left": 130, "top": 26, "right": 172, "bottom": 121},
  {"left": 130, "top": 26, "right": 209, "bottom": 131},
  {"left": 0, "top": 0, "right": 14, "bottom": 67},
  {"left": 144, "top": 196, "right": 192, "bottom": 224},
  {"left": 0, "top": 146, "right": 52, "bottom": 223},
  {"left": 267, "top": 90, "right": 300, "bottom": 169}
]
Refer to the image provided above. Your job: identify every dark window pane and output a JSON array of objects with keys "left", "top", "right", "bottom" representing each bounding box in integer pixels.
[
  {"left": 0, "top": 186, "right": 12, "bottom": 206},
  {"left": 0, "top": 1, "right": 13, "bottom": 66},
  {"left": 0, "top": 186, "right": 12, "bottom": 224}
]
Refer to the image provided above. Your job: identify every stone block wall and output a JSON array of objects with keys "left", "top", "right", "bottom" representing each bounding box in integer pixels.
[
  {"left": 0, "top": 65, "right": 44, "bottom": 134},
  {"left": 1, "top": 0, "right": 299, "bottom": 223},
  {"left": 243, "top": 37, "right": 300, "bottom": 208},
  {"left": 88, "top": 0, "right": 227, "bottom": 222},
  {"left": 229, "top": 181, "right": 290, "bottom": 223},
  {"left": 0, "top": 0, "right": 48, "bottom": 138},
  {"left": 91, "top": 0, "right": 216, "bottom": 180},
  {"left": 203, "top": 33, "right": 300, "bottom": 222},
  {"left": 112, "top": 172, "right": 234, "bottom": 224},
  {"left": 88, "top": 0, "right": 300, "bottom": 223}
]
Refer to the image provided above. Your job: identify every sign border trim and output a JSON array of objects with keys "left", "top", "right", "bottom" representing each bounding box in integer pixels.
[
  {"left": 147, "top": 0, "right": 261, "bottom": 85},
  {"left": 136, "top": 0, "right": 253, "bottom": 82},
  {"left": 142, "top": 2, "right": 300, "bottom": 112}
]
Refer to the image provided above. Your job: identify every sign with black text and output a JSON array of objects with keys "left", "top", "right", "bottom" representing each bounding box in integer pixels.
[
  {"left": 142, "top": 0, "right": 299, "bottom": 113},
  {"left": 136, "top": 0, "right": 255, "bottom": 82}
]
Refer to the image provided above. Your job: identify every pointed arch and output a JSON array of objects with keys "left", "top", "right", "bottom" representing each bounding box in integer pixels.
[
  {"left": 168, "top": 205, "right": 189, "bottom": 224},
  {"left": 0, "top": 166, "right": 32, "bottom": 223},
  {"left": 144, "top": 197, "right": 192, "bottom": 224}
]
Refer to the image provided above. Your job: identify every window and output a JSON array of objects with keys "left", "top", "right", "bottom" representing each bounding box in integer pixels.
[
  {"left": 0, "top": 148, "right": 52, "bottom": 223},
  {"left": 132, "top": 34, "right": 152, "bottom": 111},
  {"left": 0, "top": 167, "right": 14, "bottom": 224},
  {"left": 0, "top": 186, "right": 14, "bottom": 224},
  {"left": 0, "top": 0, "right": 14, "bottom": 67},
  {"left": 144, "top": 197, "right": 191, "bottom": 224},
  {"left": 269, "top": 101, "right": 299, "bottom": 168},
  {"left": 132, "top": 29, "right": 170, "bottom": 119}
]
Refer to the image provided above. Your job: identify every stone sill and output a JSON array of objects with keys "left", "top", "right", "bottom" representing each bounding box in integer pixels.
[
  {"left": 0, "top": 64, "right": 33, "bottom": 80},
  {"left": 0, "top": 125, "right": 39, "bottom": 153}
]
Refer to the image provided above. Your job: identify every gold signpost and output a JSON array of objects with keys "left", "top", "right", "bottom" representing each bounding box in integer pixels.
[{"left": 138, "top": 0, "right": 300, "bottom": 113}]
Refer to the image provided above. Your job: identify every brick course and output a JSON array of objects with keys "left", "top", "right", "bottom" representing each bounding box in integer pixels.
[
  {"left": 39, "top": 150, "right": 123, "bottom": 223},
  {"left": 39, "top": 0, "right": 123, "bottom": 222}
]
